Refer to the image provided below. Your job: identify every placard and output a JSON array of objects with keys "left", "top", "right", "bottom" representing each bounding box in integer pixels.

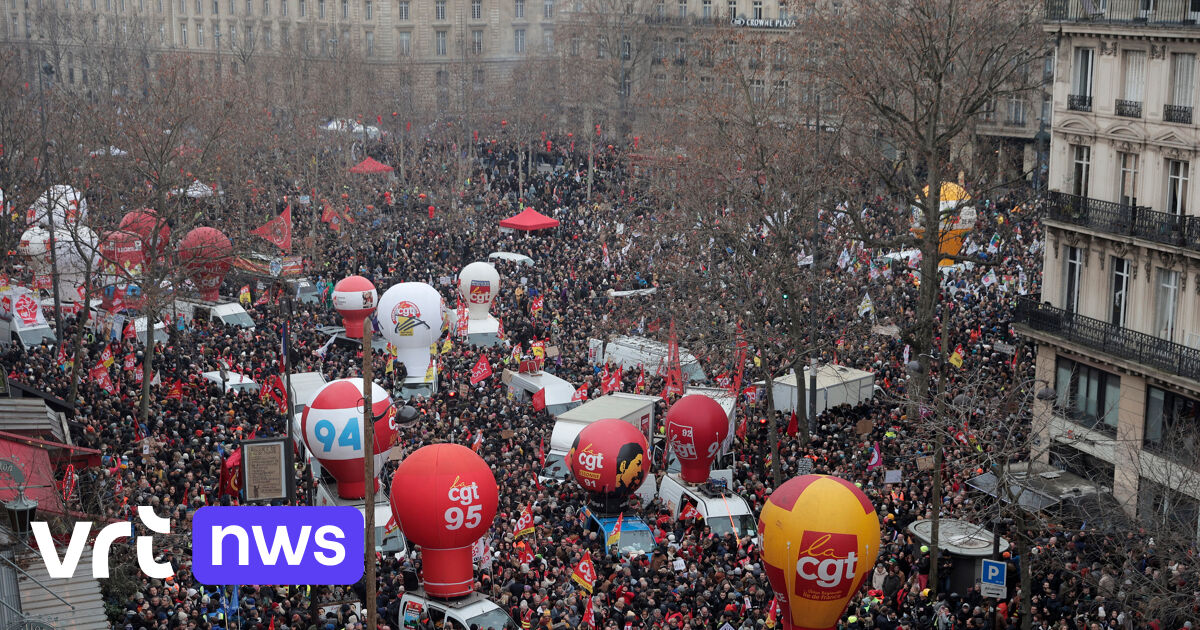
[
  {"left": 243, "top": 438, "right": 288, "bottom": 502},
  {"left": 501, "top": 430, "right": 516, "bottom": 440},
  {"left": 855, "top": 419, "right": 874, "bottom": 435},
  {"left": 458, "top": 384, "right": 468, "bottom": 397},
  {"left": 993, "top": 341, "right": 1016, "bottom": 356},
  {"left": 546, "top": 345, "right": 560, "bottom": 359},
  {"left": 884, "top": 469, "right": 902, "bottom": 484},
  {"left": 916, "top": 456, "right": 935, "bottom": 471},
  {"left": 501, "top": 369, "right": 515, "bottom": 385}
]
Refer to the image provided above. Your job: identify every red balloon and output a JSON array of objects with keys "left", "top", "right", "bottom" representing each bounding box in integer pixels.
[
  {"left": 390, "top": 444, "right": 498, "bottom": 598},
  {"left": 99, "top": 230, "right": 144, "bottom": 275},
  {"left": 665, "top": 395, "right": 730, "bottom": 483},
  {"left": 176, "top": 227, "right": 231, "bottom": 301},
  {"left": 119, "top": 209, "right": 170, "bottom": 258},
  {"left": 568, "top": 419, "right": 649, "bottom": 507},
  {"left": 332, "top": 275, "right": 378, "bottom": 339}
]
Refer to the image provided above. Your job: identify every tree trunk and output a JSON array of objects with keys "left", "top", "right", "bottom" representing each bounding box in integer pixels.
[
  {"left": 139, "top": 320, "right": 156, "bottom": 423},
  {"left": 764, "top": 368, "right": 782, "bottom": 487},
  {"left": 1019, "top": 528, "right": 1032, "bottom": 630},
  {"left": 790, "top": 360, "right": 810, "bottom": 444}
]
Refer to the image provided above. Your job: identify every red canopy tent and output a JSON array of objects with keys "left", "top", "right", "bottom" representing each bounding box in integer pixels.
[
  {"left": 349, "top": 157, "right": 394, "bottom": 174},
  {"left": 499, "top": 207, "right": 560, "bottom": 231}
]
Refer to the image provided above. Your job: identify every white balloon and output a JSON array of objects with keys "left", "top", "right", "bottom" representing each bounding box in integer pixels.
[
  {"left": 27, "top": 185, "right": 87, "bottom": 227},
  {"left": 377, "top": 282, "right": 445, "bottom": 378},
  {"left": 18, "top": 226, "right": 51, "bottom": 273},
  {"left": 53, "top": 226, "right": 99, "bottom": 302},
  {"left": 457, "top": 262, "right": 500, "bottom": 321}
]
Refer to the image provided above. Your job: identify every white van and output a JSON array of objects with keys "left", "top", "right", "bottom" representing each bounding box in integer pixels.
[
  {"left": 506, "top": 369, "right": 580, "bottom": 417},
  {"left": 174, "top": 298, "right": 256, "bottom": 330},
  {"left": 200, "top": 371, "right": 259, "bottom": 394},
  {"left": 658, "top": 475, "right": 759, "bottom": 542},
  {"left": 0, "top": 288, "right": 55, "bottom": 350},
  {"left": 399, "top": 589, "right": 515, "bottom": 630},
  {"left": 604, "top": 335, "right": 706, "bottom": 382}
]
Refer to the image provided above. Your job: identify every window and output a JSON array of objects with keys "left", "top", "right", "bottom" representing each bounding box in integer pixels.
[
  {"left": 1110, "top": 257, "right": 1129, "bottom": 327},
  {"left": 280, "top": 0, "right": 286, "bottom": 15},
  {"left": 180, "top": 21, "right": 186, "bottom": 44},
  {"left": 726, "top": 0, "right": 734, "bottom": 16},
  {"left": 1054, "top": 356, "right": 1120, "bottom": 434},
  {"left": 1071, "top": 144, "right": 1090, "bottom": 198},
  {"left": 471, "top": 29, "right": 482, "bottom": 54},
  {"left": 263, "top": 0, "right": 268, "bottom": 13},
  {"left": 673, "top": 37, "right": 684, "bottom": 60},
  {"left": 569, "top": 34, "right": 578, "bottom": 56},
  {"left": 676, "top": 0, "right": 684, "bottom": 16},
  {"left": 699, "top": 76, "right": 712, "bottom": 93},
  {"left": 1122, "top": 49, "right": 1146, "bottom": 104},
  {"left": 197, "top": 21, "right": 204, "bottom": 44},
  {"left": 298, "top": 0, "right": 304, "bottom": 16},
  {"left": 470, "top": 0, "right": 479, "bottom": 18},
  {"left": 514, "top": 27, "right": 524, "bottom": 52},
  {"left": 318, "top": 0, "right": 323, "bottom": 17},
  {"left": 340, "top": 0, "right": 345, "bottom": 16},
  {"left": 213, "top": 23, "right": 220, "bottom": 47},
  {"left": 363, "top": 30, "right": 372, "bottom": 54},
  {"left": 724, "top": 39, "right": 736, "bottom": 59},
  {"left": 701, "top": 0, "right": 709, "bottom": 16},
  {"left": 751, "top": 0, "right": 760, "bottom": 17},
  {"left": 772, "top": 80, "right": 788, "bottom": 107},
  {"left": 396, "top": 0, "right": 406, "bottom": 18},
  {"left": 435, "top": 29, "right": 445, "bottom": 54},
  {"left": 621, "top": 35, "right": 630, "bottom": 60},
  {"left": 1006, "top": 95, "right": 1026, "bottom": 125},
  {"left": 1171, "top": 52, "right": 1195, "bottom": 108},
  {"left": 1144, "top": 387, "right": 1200, "bottom": 458},
  {"left": 751, "top": 78, "right": 764, "bottom": 103},
  {"left": 1118, "top": 152, "right": 1138, "bottom": 206},
  {"left": 653, "top": 36, "right": 665, "bottom": 60},
  {"left": 513, "top": 0, "right": 522, "bottom": 17},
  {"left": 364, "top": 0, "right": 370, "bottom": 16},
  {"left": 1072, "top": 47, "right": 1094, "bottom": 97},
  {"left": 1138, "top": 478, "right": 1199, "bottom": 533},
  {"left": 263, "top": 25, "right": 270, "bottom": 46},
  {"left": 1155, "top": 268, "right": 1179, "bottom": 340},
  {"left": 653, "top": 73, "right": 665, "bottom": 96},
  {"left": 596, "top": 35, "right": 607, "bottom": 58},
  {"left": 397, "top": 30, "right": 409, "bottom": 55},
  {"left": 543, "top": 27, "right": 552, "bottom": 51},
  {"left": 1062, "top": 245, "right": 1082, "bottom": 313},
  {"left": 281, "top": 25, "right": 288, "bottom": 46},
  {"left": 244, "top": 0, "right": 250, "bottom": 11},
  {"left": 543, "top": 0, "right": 551, "bottom": 16},
  {"left": 654, "top": 0, "right": 663, "bottom": 14},
  {"left": 1166, "top": 159, "right": 1189, "bottom": 215},
  {"left": 473, "top": 67, "right": 484, "bottom": 87},
  {"left": 619, "top": 70, "right": 631, "bottom": 97},
  {"left": 434, "top": 0, "right": 443, "bottom": 18}
]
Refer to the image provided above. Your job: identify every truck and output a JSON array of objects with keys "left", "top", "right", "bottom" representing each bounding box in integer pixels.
[
  {"left": 583, "top": 511, "right": 657, "bottom": 556},
  {"left": 173, "top": 298, "right": 256, "bottom": 330},
  {"left": 399, "top": 587, "right": 515, "bottom": 630},
  {"left": 200, "top": 371, "right": 260, "bottom": 395},
  {"left": 0, "top": 287, "right": 55, "bottom": 350},
  {"left": 657, "top": 475, "right": 759, "bottom": 543},
  {"left": 541, "top": 394, "right": 661, "bottom": 503},
  {"left": 758, "top": 364, "right": 877, "bottom": 415},
  {"left": 604, "top": 335, "right": 706, "bottom": 382},
  {"left": 506, "top": 369, "right": 580, "bottom": 417}
]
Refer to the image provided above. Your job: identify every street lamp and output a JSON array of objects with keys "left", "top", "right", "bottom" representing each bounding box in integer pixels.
[{"left": 4, "top": 491, "right": 37, "bottom": 539}]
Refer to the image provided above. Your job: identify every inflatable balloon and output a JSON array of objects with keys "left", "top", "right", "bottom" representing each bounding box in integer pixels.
[
  {"left": 99, "top": 230, "right": 145, "bottom": 279},
  {"left": 26, "top": 185, "right": 86, "bottom": 227},
  {"left": 376, "top": 282, "right": 444, "bottom": 379},
  {"left": 332, "top": 275, "right": 378, "bottom": 339},
  {"left": 51, "top": 226, "right": 98, "bottom": 303},
  {"left": 665, "top": 395, "right": 730, "bottom": 483},
  {"left": 177, "top": 227, "right": 232, "bottom": 301},
  {"left": 301, "top": 378, "right": 393, "bottom": 499},
  {"left": 389, "top": 444, "right": 498, "bottom": 598},
  {"left": 119, "top": 209, "right": 170, "bottom": 258},
  {"left": 759, "top": 475, "right": 881, "bottom": 630},
  {"left": 568, "top": 419, "right": 648, "bottom": 510},
  {"left": 17, "top": 227, "right": 50, "bottom": 271},
  {"left": 457, "top": 262, "right": 499, "bottom": 320}
]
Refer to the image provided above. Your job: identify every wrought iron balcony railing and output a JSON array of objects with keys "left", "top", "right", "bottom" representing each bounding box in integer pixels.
[
  {"left": 1014, "top": 296, "right": 1200, "bottom": 381},
  {"left": 1164, "top": 104, "right": 1193, "bottom": 124},
  {"left": 1046, "top": 0, "right": 1200, "bottom": 25},
  {"left": 1068, "top": 94, "right": 1092, "bottom": 112},
  {"left": 1046, "top": 190, "right": 1200, "bottom": 252},
  {"left": 1116, "top": 99, "right": 1143, "bottom": 118}
]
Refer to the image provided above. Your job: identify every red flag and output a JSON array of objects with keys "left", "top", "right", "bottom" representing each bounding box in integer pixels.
[
  {"left": 531, "top": 296, "right": 544, "bottom": 315},
  {"left": 867, "top": 442, "right": 883, "bottom": 470},
  {"left": 515, "top": 540, "right": 534, "bottom": 565},
  {"left": 786, "top": 411, "right": 798, "bottom": 437},
  {"left": 532, "top": 387, "right": 546, "bottom": 411},
  {"left": 736, "top": 417, "right": 748, "bottom": 441},
  {"left": 321, "top": 202, "right": 342, "bottom": 232},
  {"left": 123, "top": 354, "right": 137, "bottom": 371},
  {"left": 123, "top": 321, "right": 136, "bottom": 340},
  {"left": 571, "top": 551, "right": 597, "bottom": 593},
  {"left": 538, "top": 437, "right": 545, "bottom": 469},
  {"left": 470, "top": 355, "right": 493, "bottom": 384},
  {"left": 635, "top": 366, "right": 646, "bottom": 393},
  {"left": 167, "top": 380, "right": 184, "bottom": 400},
  {"left": 472, "top": 431, "right": 483, "bottom": 453},
  {"left": 602, "top": 365, "right": 622, "bottom": 394},
  {"left": 251, "top": 206, "right": 292, "bottom": 252},
  {"left": 90, "top": 363, "right": 115, "bottom": 394},
  {"left": 678, "top": 502, "right": 702, "bottom": 521},
  {"left": 571, "top": 384, "right": 588, "bottom": 402},
  {"left": 582, "top": 598, "right": 595, "bottom": 630},
  {"left": 219, "top": 448, "right": 242, "bottom": 496},
  {"left": 60, "top": 464, "right": 76, "bottom": 502},
  {"left": 514, "top": 505, "right": 535, "bottom": 538}
]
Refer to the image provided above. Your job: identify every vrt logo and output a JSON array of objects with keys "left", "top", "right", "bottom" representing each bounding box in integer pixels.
[{"left": 32, "top": 506, "right": 174, "bottom": 579}]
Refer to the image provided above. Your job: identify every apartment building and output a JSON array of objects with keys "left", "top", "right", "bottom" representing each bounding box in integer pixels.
[{"left": 1016, "top": 0, "right": 1200, "bottom": 535}]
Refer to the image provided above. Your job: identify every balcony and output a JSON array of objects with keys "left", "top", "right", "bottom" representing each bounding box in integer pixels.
[
  {"left": 1115, "top": 98, "right": 1143, "bottom": 118},
  {"left": 1046, "top": 0, "right": 1200, "bottom": 25},
  {"left": 1046, "top": 190, "right": 1200, "bottom": 252},
  {"left": 1014, "top": 296, "right": 1200, "bottom": 382},
  {"left": 1068, "top": 94, "right": 1092, "bottom": 112},
  {"left": 1164, "top": 104, "right": 1193, "bottom": 124}
]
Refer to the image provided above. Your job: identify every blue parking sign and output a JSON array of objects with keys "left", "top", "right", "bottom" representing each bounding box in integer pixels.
[{"left": 981, "top": 559, "right": 1007, "bottom": 598}]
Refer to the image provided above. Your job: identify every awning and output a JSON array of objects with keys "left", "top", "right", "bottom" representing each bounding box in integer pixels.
[
  {"left": 0, "top": 437, "right": 65, "bottom": 516},
  {"left": 499, "top": 207, "right": 560, "bottom": 231},
  {"left": 349, "top": 157, "right": 394, "bottom": 174}
]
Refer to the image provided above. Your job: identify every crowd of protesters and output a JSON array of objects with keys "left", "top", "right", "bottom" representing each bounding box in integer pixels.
[{"left": 2, "top": 135, "right": 1196, "bottom": 630}]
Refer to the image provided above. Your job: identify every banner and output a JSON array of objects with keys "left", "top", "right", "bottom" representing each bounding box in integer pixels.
[
  {"left": 571, "top": 551, "right": 597, "bottom": 593},
  {"left": 251, "top": 205, "right": 293, "bottom": 252},
  {"left": 514, "top": 505, "right": 535, "bottom": 538},
  {"left": 470, "top": 356, "right": 493, "bottom": 384}
]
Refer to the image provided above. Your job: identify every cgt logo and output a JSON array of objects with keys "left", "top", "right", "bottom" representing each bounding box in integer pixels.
[
  {"left": 794, "top": 531, "right": 859, "bottom": 601},
  {"left": 192, "top": 506, "right": 364, "bottom": 585}
]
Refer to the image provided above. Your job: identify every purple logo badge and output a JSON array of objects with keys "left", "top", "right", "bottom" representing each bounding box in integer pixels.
[{"left": 191, "top": 506, "right": 364, "bottom": 585}]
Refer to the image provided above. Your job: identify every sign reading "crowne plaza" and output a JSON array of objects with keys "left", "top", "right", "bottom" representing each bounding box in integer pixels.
[{"left": 730, "top": 17, "right": 797, "bottom": 28}]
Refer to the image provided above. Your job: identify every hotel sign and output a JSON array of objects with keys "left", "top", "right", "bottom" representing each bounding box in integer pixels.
[{"left": 731, "top": 17, "right": 796, "bottom": 28}]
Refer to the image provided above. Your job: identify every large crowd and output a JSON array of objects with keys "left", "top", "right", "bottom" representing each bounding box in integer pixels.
[{"left": 3, "top": 136, "right": 1196, "bottom": 630}]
